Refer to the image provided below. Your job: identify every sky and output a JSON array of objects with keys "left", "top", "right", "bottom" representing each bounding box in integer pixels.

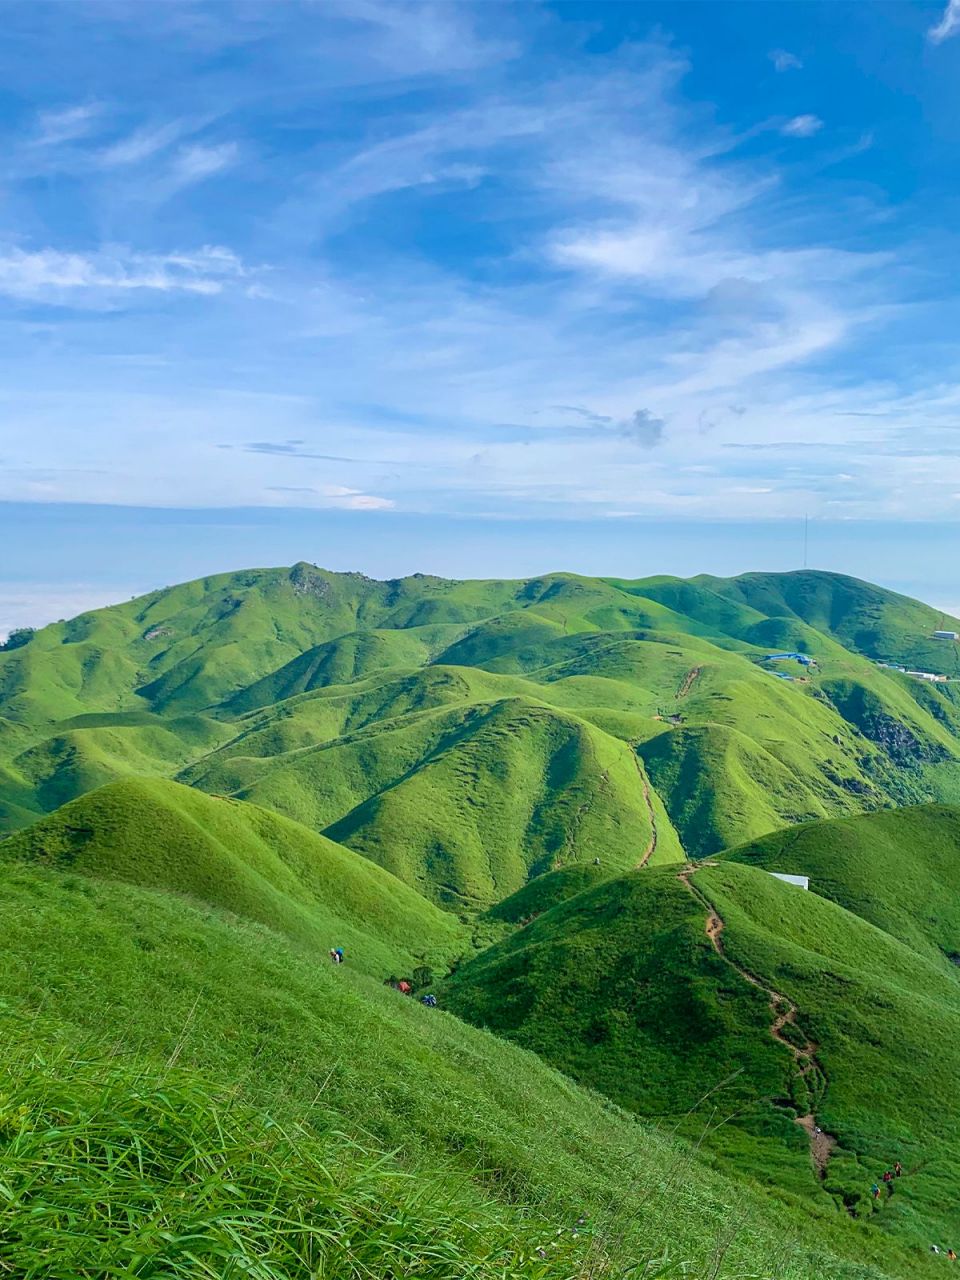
[{"left": 3, "top": 0, "right": 960, "bottom": 633}]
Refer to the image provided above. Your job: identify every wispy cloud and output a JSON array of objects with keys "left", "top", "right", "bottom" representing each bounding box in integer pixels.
[
  {"left": 170, "top": 142, "right": 239, "bottom": 188},
  {"left": 781, "top": 114, "right": 823, "bottom": 138},
  {"left": 928, "top": 0, "right": 960, "bottom": 43},
  {"left": 345, "top": 493, "right": 394, "bottom": 509},
  {"left": 32, "top": 103, "right": 102, "bottom": 146},
  {"left": 0, "top": 6, "right": 953, "bottom": 525},
  {"left": 237, "top": 441, "right": 364, "bottom": 462},
  {"left": 99, "top": 121, "right": 185, "bottom": 167},
  {"left": 326, "top": 0, "right": 518, "bottom": 73},
  {"left": 770, "top": 49, "right": 803, "bottom": 72},
  {"left": 0, "top": 245, "right": 244, "bottom": 302}
]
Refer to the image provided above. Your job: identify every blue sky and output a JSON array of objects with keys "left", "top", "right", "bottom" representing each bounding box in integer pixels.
[{"left": 3, "top": 0, "right": 960, "bottom": 631}]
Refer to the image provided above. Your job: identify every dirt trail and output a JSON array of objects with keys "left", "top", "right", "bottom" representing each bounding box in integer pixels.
[
  {"left": 678, "top": 865, "right": 836, "bottom": 1181},
  {"left": 796, "top": 1113, "right": 837, "bottom": 1179},
  {"left": 633, "top": 753, "right": 659, "bottom": 868},
  {"left": 676, "top": 666, "right": 702, "bottom": 700}
]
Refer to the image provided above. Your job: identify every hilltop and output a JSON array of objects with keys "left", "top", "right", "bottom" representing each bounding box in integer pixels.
[
  {"left": 2, "top": 776, "right": 468, "bottom": 974},
  {"left": 722, "top": 802, "right": 960, "bottom": 968},
  {"left": 4, "top": 564, "right": 960, "bottom": 888}
]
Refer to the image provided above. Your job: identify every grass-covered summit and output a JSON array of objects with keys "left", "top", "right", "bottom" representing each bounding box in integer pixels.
[
  {"left": 5, "top": 563, "right": 960, "bottom": 892},
  {"left": 2, "top": 775, "right": 468, "bottom": 974}
]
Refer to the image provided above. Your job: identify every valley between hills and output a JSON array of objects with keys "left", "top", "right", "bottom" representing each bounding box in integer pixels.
[{"left": 4, "top": 563, "right": 960, "bottom": 1279}]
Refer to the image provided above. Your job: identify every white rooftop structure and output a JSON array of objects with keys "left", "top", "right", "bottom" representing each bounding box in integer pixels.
[{"left": 769, "top": 872, "right": 809, "bottom": 891}]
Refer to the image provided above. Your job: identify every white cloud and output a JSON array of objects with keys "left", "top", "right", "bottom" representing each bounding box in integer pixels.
[
  {"left": 770, "top": 49, "right": 802, "bottom": 72},
  {"left": 99, "top": 122, "right": 185, "bottom": 167},
  {"left": 321, "top": 485, "right": 395, "bottom": 510},
  {"left": 344, "top": 494, "right": 395, "bottom": 509},
  {"left": 0, "top": 28, "right": 945, "bottom": 526},
  {"left": 170, "top": 142, "right": 239, "bottom": 187},
  {"left": 32, "top": 103, "right": 102, "bottom": 146},
  {"left": 0, "top": 245, "right": 245, "bottom": 302},
  {"left": 929, "top": 0, "right": 960, "bottom": 42},
  {"left": 0, "top": 584, "right": 137, "bottom": 639},
  {"left": 781, "top": 115, "right": 823, "bottom": 138},
  {"left": 322, "top": 0, "right": 517, "bottom": 74}
]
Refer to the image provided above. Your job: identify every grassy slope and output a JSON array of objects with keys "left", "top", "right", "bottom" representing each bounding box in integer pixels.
[
  {"left": 2, "top": 1039, "right": 583, "bottom": 1280},
  {"left": 183, "top": 686, "right": 680, "bottom": 907},
  {"left": 700, "top": 570, "right": 960, "bottom": 675},
  {"left": 2, "top": 777, "right": 468, "bottom": 975},
  {"left": 698, "top": 861, "right": 960, "bottom": 1246},
  {"left": 4, "top": 563, "right": 960, "bottom": 891},
  {"left": 0, "top": 853, "right": 932, "bottom": 1280},
  {"left": 722, "top": 803, "right": 960, "bottom": 969},
  {"left": 443, "top": 859, "right": 960, "bottom": 1252}
]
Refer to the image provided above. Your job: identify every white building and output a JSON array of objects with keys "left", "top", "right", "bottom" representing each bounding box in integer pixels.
[{"left": 769, "top": 872, "right": 809, "bottom": 891}]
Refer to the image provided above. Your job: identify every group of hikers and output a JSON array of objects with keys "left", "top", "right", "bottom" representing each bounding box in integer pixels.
[
  {"left": 868, "top": 1162, "right": 958, "bottom": 1258},
  {"left": 866, "top": 1160, "right": 960, "bottom": 1258},
  {"left": 870, "top": 1161, "right": 904, "bottom": 1200},
  {"left": 384, "top": 976, "right": 437, "bottom": 1006},
  {"left": 330, "top": 951, "right": 438, "bottom": 1005}
]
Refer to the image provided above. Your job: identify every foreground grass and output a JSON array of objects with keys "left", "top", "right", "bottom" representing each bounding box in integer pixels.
[
  {"left": 0, "top": 859, "right": 920, "bottom": 1280},
  {"left": 0, "top": 1038, "right": 592, "bottom": 1280}
]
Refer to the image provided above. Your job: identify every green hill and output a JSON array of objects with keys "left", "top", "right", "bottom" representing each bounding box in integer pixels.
[
  {"left": 722, "top": 802, "right": 960, "bottom": 968},
  {"left": 443, "top": 855, "right": 960, "bottom": 1251},
  {"left": 4, "top": 565, "right": 960, "bottom": 884},
  {"left": 6, "top": 564, "right": 960, "bottom": 1274},
  {"left": 2, "top": 777, "right": 467, "bottom": 975}
]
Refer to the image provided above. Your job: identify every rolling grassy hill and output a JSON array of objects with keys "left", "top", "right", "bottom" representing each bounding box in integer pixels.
[
  {"left": 443, "top": 850, "right": 960, "bottom": 1253},
  {"left": 722, "top": 802, "right": 960, "bottom": 970},
  {"left": 0, "top": 824, "right": 940, "bottom": 1280},
  {"left": 1, "top": 776, "right": 469, "bottom": 975},
  {"left": 4, "top": 564, "right": 960, "bottom": 884}
]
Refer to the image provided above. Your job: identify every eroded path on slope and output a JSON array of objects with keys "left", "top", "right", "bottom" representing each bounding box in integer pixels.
[
  {"left": 677, "top": 866, "right": 837, "bottom": 1180},
  {"left": 676, "top": 666, "right": 702, "bottom": 700},
  {"left": 634, "top": 753, "right": 659, "bottom": 868}
]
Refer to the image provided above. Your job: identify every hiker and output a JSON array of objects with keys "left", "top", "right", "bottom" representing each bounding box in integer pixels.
[
  {"left": 334, "top": 947, "right": 344, "bottom": 964},
  {"left": 397, "top": 979, "right": 412, "bottom": 995},
  {"left": 871, "top": 1184, "right": 881, "bottom": 1200},
  {"left": 949, "top": 1249, "right": 958, "bottom": 1261},
  {"left": 329, "top": 949, "right": 338, "bottom": 964},
  {"left": 894, "top": 1161, "right": 903, "bottom": 1177},
  {"left": 882, "top": 1169, "right": 893, "bottom": 1185},
  {"left": 932, "top": 1245, "right": 942, "bottom": 1255},
  {"left": 421, "top": 993, "right": 437, "bottom": 1007}
]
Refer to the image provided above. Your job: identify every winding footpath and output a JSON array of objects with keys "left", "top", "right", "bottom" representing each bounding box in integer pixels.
[
  {"left": 633, "top": 753, "right": 659, "bottom": 868},
  {"left": 677, "top": 865, "right": 837, "bottom": 1180}
]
